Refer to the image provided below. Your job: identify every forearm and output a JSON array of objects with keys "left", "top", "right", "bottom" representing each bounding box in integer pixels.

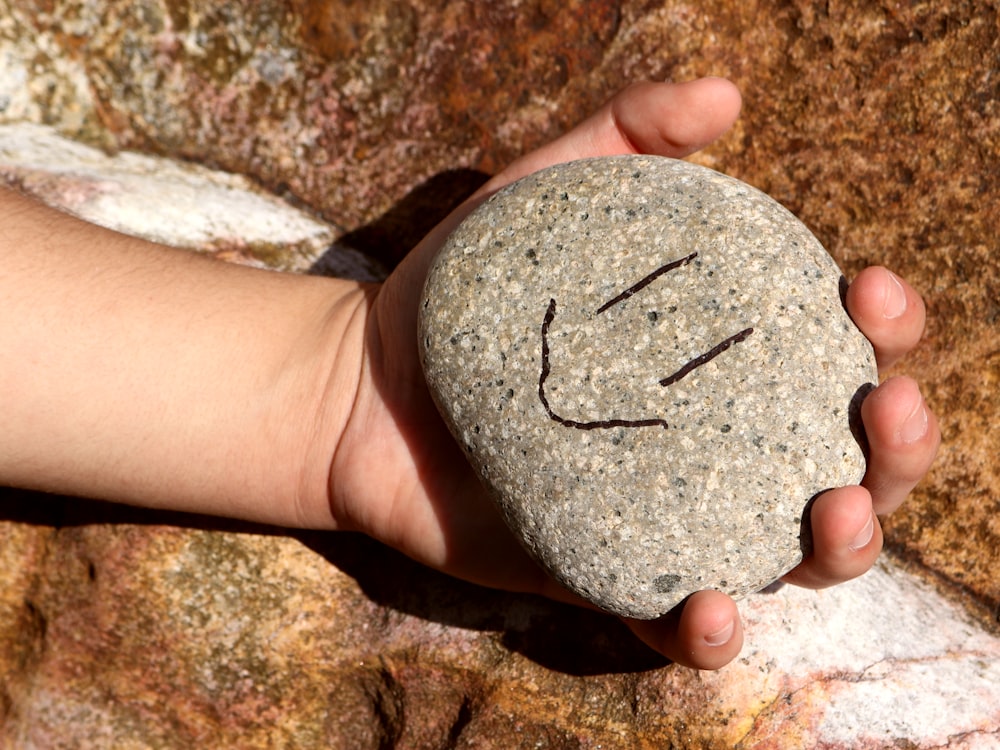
[{"left": 0, "top": 187, "right": 366, "bottom": 527}]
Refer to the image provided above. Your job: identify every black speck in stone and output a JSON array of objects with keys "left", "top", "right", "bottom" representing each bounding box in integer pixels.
[
  {"left": 653, "top": 573, "right": 681, "bottom": 594},
  {"left": 647, "top": 311, "right": 659, "bottom": 323},
  {"left": 720, "top": 424, "right": 732, "bottom": 433}
]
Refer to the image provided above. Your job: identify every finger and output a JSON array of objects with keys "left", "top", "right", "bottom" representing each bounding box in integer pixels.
[
  {"left": 480, "top": 78, "right": 743, "bottom": 194},
  {"left": 860, "top": 375, "right": 940, "bottom": 516},
  {"left": 397, "top": 79, "right": 742, "bottom": 294},
  {"left": 626, "top": 590, "right": 743, "bottom": 670},
  {"left": 781, "top": 485, "right": 883, "bottom": 590},
  {"left": 844, "top": 266, "right": 926, "bottom": 372}
]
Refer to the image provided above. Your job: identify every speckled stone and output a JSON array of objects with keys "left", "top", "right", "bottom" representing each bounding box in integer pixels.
[{"left": 420, "top": 156, "right": 877, "bottom": 619}]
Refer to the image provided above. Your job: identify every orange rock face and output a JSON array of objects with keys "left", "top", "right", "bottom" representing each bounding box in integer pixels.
[{"left": 1, "top": 1, "right": 998, "bottom": 746}]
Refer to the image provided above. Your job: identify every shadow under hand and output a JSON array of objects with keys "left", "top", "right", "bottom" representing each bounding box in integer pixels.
[
  {"left": 313, "top": 168, "right": 490, "bottom": 274},
  {"left": 0, "top": 486, "right": 286, "bottom": 537},
  {"left": 1, "top": 488, "right": 667, "bottom": 676},
  {"left": 298, "top": 530, "right": 669, "bottom": 676}
]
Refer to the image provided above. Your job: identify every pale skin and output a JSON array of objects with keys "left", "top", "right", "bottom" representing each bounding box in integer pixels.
[{"left": 0, "top": 79, "right": 939, "bottom": 670}]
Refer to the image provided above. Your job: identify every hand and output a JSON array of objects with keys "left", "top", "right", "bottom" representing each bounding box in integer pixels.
[{"left": 327, "top": 79, "right": 940, "bottom": 670}]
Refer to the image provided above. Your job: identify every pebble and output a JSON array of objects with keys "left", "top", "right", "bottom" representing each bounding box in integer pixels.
[{"left": 419, "top": 156, "right": 877, "bottom": 619}]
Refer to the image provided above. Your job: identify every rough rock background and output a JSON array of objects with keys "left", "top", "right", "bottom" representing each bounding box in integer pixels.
[{"left": 1, "top": 1, "right": 998, "bottom": 747}]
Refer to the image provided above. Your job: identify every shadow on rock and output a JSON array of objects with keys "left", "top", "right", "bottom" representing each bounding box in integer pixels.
[
  {"left": 312, "top": 167, "right": 491, "bottom": 273},
  {"left": 1, "top": 488, "right": 668, "bottom": 676},
  {"left": 0, "top": 487, "right": 287, "bottom": 537},
  {"left": 298, "top": 530, "right": 670, "bottom": 676}
]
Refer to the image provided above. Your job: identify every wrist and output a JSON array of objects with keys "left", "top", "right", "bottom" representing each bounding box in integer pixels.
[{"left": 282, "top": 281, "right": 376, "bottom": 530}]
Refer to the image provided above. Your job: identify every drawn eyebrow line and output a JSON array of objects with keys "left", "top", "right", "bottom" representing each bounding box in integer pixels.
[{"left": 595, "top": 251, "right": 698, "bottom": 315}]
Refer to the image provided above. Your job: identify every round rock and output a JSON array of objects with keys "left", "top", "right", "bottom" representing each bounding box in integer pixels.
[{"left": 419, "top": 155, "right": 877, "bottom": 619}]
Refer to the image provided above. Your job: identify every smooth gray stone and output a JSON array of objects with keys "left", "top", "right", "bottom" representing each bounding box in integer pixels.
[{"left": 419, "top": 155, "right": 877, "bottom": 619}]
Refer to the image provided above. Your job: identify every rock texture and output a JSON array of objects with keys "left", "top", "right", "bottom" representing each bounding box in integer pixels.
[
  {"left": 1, "top": 0, "right": 998, "bottom": 747},
  {"left": 421, "top": 155, "right": 875, "bottom": 618},
  {"left": 0, "top": 122, "right": 346, "bottom": 273},
  {"left": 2, "top": 494, "right": 1000, "bottom": 749}
]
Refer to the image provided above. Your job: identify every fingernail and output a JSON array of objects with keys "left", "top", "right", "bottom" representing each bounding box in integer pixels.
[
  {"left": 897, "top": 399, "right": 929, "bottom": 444},
  {"left": 705, "top": 618, "right": 735, "bottom": 647},
  {"left": 883, "top": 269, "right": 907, "bottom": 319},
  {"left": 849, "top": 512, "right": 875, "bottom": 552}
]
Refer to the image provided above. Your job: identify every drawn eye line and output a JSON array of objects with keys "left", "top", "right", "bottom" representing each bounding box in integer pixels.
[
  {"left": 595, "top": 251, "right": 698, "bottom": 314},
  {"left": 539, "top": 253, "right": 754, "bottom": 431},
  {"left": 657, "top": 327, "right": 754, "bottom": 387}
]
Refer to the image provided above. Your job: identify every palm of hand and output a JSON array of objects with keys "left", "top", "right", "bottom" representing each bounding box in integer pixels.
[{"left": 328, "top": 79, "right": 939, "bottom": 669}]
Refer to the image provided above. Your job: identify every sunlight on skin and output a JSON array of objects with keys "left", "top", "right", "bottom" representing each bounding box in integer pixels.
[
  {"left": 0, "top": 79, "right": 938, "bottom": 672},
  {"left": 348, "top": 80, "right": 939, "bottom": 668}
]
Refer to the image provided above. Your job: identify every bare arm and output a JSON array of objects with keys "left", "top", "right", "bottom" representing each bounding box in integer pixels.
[
  {"left": 0, "top": 186, "right": 359, "bottom": 527},
  {"left": 0, "top": 79, "right": 939, "bottom": 670}
]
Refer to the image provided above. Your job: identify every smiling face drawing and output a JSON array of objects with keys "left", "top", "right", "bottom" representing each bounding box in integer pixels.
[
  {"left": 419, "top": 155, "right": 876, "bottom": 619},
  {"left": 538, "top": 251, "right": 754, "bottom": 431}
]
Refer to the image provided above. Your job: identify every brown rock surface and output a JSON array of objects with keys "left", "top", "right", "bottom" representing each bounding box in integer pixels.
[
  {"left": 1, "top": 1, "right": 998, "bottom": 747},
  {"left": 3, "top": 494, "right": 999, "bottom": 748}
]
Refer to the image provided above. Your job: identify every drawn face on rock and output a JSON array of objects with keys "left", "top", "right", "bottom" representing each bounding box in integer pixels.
[
  {"left": 419, "top": 156, "right": 877, "bottom": 619},
  {"left": 538, "top": 250, "right": 754, "bottom": 431}
]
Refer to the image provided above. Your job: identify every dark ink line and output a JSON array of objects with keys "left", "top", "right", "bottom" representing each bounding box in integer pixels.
[
  {"left": 658, "top": 327, "right": 754, "bottom": 387},
  {"left": 539, "top": 298, "right": 669, "bottom": 431},
  {"left": 595, "top": 251, "right": 698, "bottom": 315}
]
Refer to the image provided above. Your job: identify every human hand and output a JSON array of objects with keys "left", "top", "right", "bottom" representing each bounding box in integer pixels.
[{"left": 326, "top": 79, "right": 940, "bottom": 669}]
